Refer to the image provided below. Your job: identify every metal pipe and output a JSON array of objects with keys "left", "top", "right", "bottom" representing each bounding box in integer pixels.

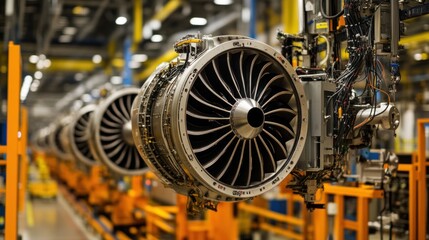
[
  {"left": 298, "top": 0, "right": 305, "bottom": 34},
  {"left": 42, "top": 0, "right": 63, "bottom": 53},
  {"left": 3, "top": 0, "right": 14, "bottom": 48},
  {"left": 282, "top": 0, "right": 299, "bottom": 34},
  {"left": 354, "top": 103, "right": 400, "bottom": 130},
  {"left": 391, "top": 0, "right": 399, "bottom": 59},
  {"left": 137, "top": 11, "right": 240, "bottom": 81},
  {"left": 133, "top": 0, "right": 143, "bottom": 47},
  {"left": 36, "top": 0, "right": 48, "bottom": 54},
  {"left": 249, "top": 0, "right": 256, "bottom": 38},
  {"left": 18, "top": 0, "right": 26, "bottom": 39},
  {"left": 76, "top": 0, "right": 110, "bottom": 41},
  {"left": 297, "top": 73, "right": 327, "bottom": 78},
  {"left": 152, "top": 0, "right": 183, "bottom": 22}
]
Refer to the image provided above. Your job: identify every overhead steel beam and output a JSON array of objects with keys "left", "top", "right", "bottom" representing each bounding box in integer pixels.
[
  {"left": 152, "top": 0, "right": 183, "bottom": 22},
  {"left": 76, "top": 0, "right": 110, "bottom": 41},
  {"left": 63, "top": 0, "right": 118, "bottom": 7},
  {"left": 18, "top": 0, "right": 26, "bottom": 39},
  {"left": 55, "top": 72, "right": 108, "bottom": 110},
  {"left": 133, "top": 0, "right": 143, "bottom": 48},
  {"left": 137, "top": 50, "right": 178, "bottom": 81},
  {"left": 26, "top": 58, "right": 101, "bottom": 72},
  {"left": 132, "top": 0, "right": 183, "bottom": 81},
  {"left": 137, "top": 11, "right": 240, "bottom": 82},
  {"left": 400, "top": 31, "right": 429, "bottom": 47},
  {"left": 42, "top": 0, "right": 63, "bottom": 53},
  {"left": 21, "top": 43, "right": 108, "bottom": 58},
  {"left": 3, "top": 0, "right": 14, "bottom": 49},
  {"left": 282, "top": 0, "right": 300, "bottom": 34},
  {"left": 36, "top": 0, "right": 49, "bottom": 54}
]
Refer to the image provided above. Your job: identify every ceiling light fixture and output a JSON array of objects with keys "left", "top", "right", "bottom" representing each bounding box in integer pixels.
[
  {"left": 74, "top": 73, "right": 85, "bottom": 81},
  {"left": 59, "top": 35, "right": 73, "bottom": 43},
  {"left": 110, "top": 76, "right": 123, "bottom": 85},
  {"left": 414, "top": 52, "right": 429, "bottom": 61},
  {"left": 34, "top": 71, "right": 43, "bottom": 79},
  {"left": 214, "top": 0, "right": 233, "bottom": 5},
  {"left": 149, "top": 20, "right": 161, "bottom": 30},
  {"left": 43, "top": 59, "right": 52, "bottom": 68},
  {"left": 63, "top": 27, "right": 77, "bottom": 35},
  {"left": 36, "top": 61, "right": 44, "bottom": 69},
  {"left": 91, "top": 89, "right": 100, "bottom": 98},
  {"left": 92, "top": 54, "right": 102, "bottom": 64},
  {"left": 73, "top": 6, "right": 90, "bottom": 16},
  {"left": 132, "top": 54, "right": 148, "bottom": 63},
  {"left": 32, "top": 79, "right": 40, "bottom": 87},
  {"left": 29, "top": 55, "right": 39, "bottom": 64},
  {"left": 82, "top": 93, "right": 92, "bottom": 103},
  {"left": 20, "top": 75, "right": 33, "bottom": 101},
  {"left": 414, "top": 53, "right": 423, "bottom": 61},
  {"left": 30, "top": 79, "right": 40, "bottom": 92},
  {"left": 151, "top": 34, "right": 163, "bottom": 42},
  {"left": 129, "top": 61, "right": 141, "bottom": 69},
  {"left": 115, "top": 16, "right": 128, "bottom": 25},
  {"left": 242, "top": 8, "right": 250, "bottom": 22},
  {"left": 143, "top": 27, "right": 153, "bottom": 39},
  {"left": 190, "top": 17, "right": 207, "bottom": 26}
]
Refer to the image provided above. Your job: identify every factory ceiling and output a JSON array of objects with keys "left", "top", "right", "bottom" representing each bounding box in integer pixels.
[
  {"left": 0, "top": 0, "right": 261, "bottom": 132},
  {"left": 0, "top": 0, "right": 428, "bottom": 133}
]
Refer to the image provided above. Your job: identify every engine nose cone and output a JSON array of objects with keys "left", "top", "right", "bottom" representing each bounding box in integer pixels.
[
  {"left": 230, "top": 98, "right": 264, "bottom": 139},
  {"left": 122, "top": 121, "right": 134, "bottom": 145}
]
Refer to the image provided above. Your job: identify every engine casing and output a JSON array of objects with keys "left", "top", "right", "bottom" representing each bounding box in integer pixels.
[{"left": 132, "top": 36, "right": 308, "bottom": 202}]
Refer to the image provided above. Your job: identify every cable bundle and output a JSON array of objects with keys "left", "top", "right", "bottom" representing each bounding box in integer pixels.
[{"left": 331, "top": 0, "right": 383, "bottom": 154}]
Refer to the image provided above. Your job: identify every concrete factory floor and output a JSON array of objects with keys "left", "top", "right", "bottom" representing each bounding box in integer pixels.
[{"left": 18, "top": 195, "right": 96, "bottom": 240}]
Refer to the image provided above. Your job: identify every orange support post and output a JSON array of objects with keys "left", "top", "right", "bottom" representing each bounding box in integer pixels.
[
  {"left": 175, "top": 195, "right": 188, "bottom": 240},
  {"left": 397, "top": 162, "right": 417, "bottom": 239},
  {"left": 333, "top": 195, "right": 344, "bottom": 240},
  {"left": 130, "top": 175, "right": 143, "bottom": 196},
  {"left": 208, "top": 202, "right": 238, "bottom": 240},
  {"left": 5, "top": 41, "right": 21, "bottom": 240},
  {"left": 312, "top": 192, "right": 328, "bottom": 238},
  {"left": 417, "top": 119, "right": 428, "bottom": 240},
  {"left": 19, "top": 107, "right": 28, "bottom": 212},
  {"left": 314, "top": 184, "right": 384, "bottom": 240},
  {"left": 356, "top": 197, "right": 369, "bottom": 240}
]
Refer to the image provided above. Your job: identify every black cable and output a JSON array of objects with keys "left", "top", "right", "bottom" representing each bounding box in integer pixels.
[
  {"left": 180, "top": 50, "right": 190, "bottom": 73},
  {"left": 329, "top": 0, "right": 380, "bottom": 152},
  {"left": 380, "top": 196, "right": 385, "bottom": 240},
  {"left": 389, "top": 180, "right": 393, "bottom": 240},
  {"left": 320, "top": 0, "right": 344, "bottom": 19}
]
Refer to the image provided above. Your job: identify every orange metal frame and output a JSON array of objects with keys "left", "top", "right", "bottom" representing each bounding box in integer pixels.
[
  {"left": 238, "top": 193, "right": 311, "bottom": 240},
  {"left": 312, "top": 184, "right": 383, "bottom": 240},
  {"left": 394, "top": 120, "right": 428, "bottom": 240},
  {"left": 416, "top": 119, "right": 428, "bottom": 240},
  {"left": 397, "top": 158, "right": 417, "bottom": 240},
  {"left": 142, "top": 194, "right": 213, "bottom": 240},
  {"left": 18, "top": 107, "right": 28, "bottom": 212},
  {"left": 0, "top": 42, "right": 22, "bottom": 240}
]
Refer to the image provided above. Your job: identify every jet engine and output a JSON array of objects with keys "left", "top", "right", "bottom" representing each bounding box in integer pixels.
[
  {"left": 131, "top": 35, "right": 308, "bottom": 210},
  {"left": 68, "top": 104, "right": 98, "bottom": 166},
  {"left": 49, "top": 116, "right": 73, "bottom": 161},
  {"left": 34, "top": 127, "right": 51, "bottom": 152},
  {"left": 89, "top": 88, "right": 148, "bottom": 175}
]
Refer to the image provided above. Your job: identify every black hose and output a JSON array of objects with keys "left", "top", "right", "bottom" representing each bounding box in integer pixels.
[{"left": 320, "top": 0, "right": 344, "bottom": 19}]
